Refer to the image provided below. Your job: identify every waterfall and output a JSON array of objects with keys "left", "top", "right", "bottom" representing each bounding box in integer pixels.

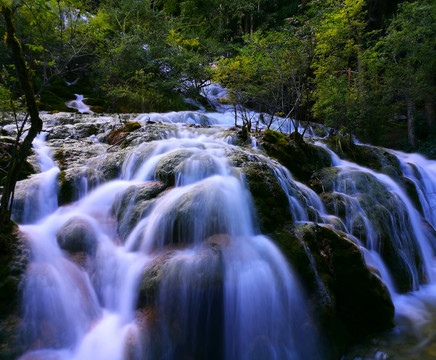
[
  {"left": 314, "top": 142, "right": 436, "bottom": 359},
  {"left": 11, "top": 108, "right": 436, "bottom": 360},
  {"left": 16, "top": 122, "right": 322, "bottom": 360},
  {"left": 65, "top": 94, "right": 93, "bottom": 114},
  {"left": 13, "top": 133, "right": 60, "bottom": 223}
]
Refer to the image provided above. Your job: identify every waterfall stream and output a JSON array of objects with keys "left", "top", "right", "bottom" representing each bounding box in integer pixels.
[
  {"left": 9, "top": 106, "right": 436, "bottom": 360},
  {"left": 15, "top": 124, "right": 323, "bottom": 360}
]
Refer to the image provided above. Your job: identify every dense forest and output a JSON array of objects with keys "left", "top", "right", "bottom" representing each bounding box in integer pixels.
[{"left": 0, "top": 0, "right": 435, "bottom": 155}]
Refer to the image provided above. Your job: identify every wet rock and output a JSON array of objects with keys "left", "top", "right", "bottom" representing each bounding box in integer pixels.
[
  {"left": 137, "top": 235, "right": 227, "bottom": 360},
  {"left": 259, "top": 129, "right": 331, "bottom": 182},
  {"left": 138, "top": 235, "right": 227, "bottom": 308},
  {"left": 270, "top": 223, "right": 394, "bottom": 358},
  {"left": 324, "top": 139, "right": 401, "bottom": 175},
  {"left": 313, "top": 167, "right": 426, "bottom": 292},
  {"left": 113, "top": 181, "right": 167, "bottom": 240},
  {"left": 154, "top": 149, "right": 195, "bottom": 186},
  {"left": 239, "top": 161, "right": 290, "bottom": 233},
  {"left": 320, "top": 193, "right": 347, "bottom": 218},
  {"left": 106, "top": 122, "right": 142, "bottom": 146},
  {"left": 56, "top": 217, "right": 98, "bottom": 256}
]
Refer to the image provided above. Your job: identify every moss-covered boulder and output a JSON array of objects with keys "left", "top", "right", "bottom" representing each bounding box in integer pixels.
[
  {"left": 113, "top": 181, "right": 167, "bottom": 240},
  {"left": 154, "top": 149, "right": 195, "bottom": 186},
  {"left": 259, "top": 129, "right": 331, "bottom": 182},
  {"left": 56, "top": 217, "right": 98, "bottom": 256},
  {"left": 137, "top": 235, "right": 227, "bottom": 308},
  {"left": 239, "top": 161, "right": 290, "bottom": 233},
  {"left": 313, "top": 167, "right": 426, "bottom": 293},
  {"left": 324, "top": 138, "right": 401, "bottom": 174},
  {"left": 136, "top": 235, "right": 227, "bottom": 360},
  {"left": 270, "top": 224, "right": 394, "bottom": 358}
]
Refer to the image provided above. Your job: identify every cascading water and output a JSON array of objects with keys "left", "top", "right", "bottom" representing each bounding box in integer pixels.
[
  {"left": 13, "top": 132, "right": 60, "bottom": 223},
  {"left": 10, "top": 105, "right": 436, "bottom": 359},
  {"left": 15, "top": 121, "right": 322, "bottom": 360},
  {"left": 65, "top": 94, "right": 93, "bottom": 114},
  {"left": 313, "top": 142, "right": 436, "bottom": 359}
]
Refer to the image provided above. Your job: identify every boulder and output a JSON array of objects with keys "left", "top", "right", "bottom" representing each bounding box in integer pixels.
[
  {"left": 113, "top": 181, "right": 167, "bottom": 240},
  {"left": 270, "top": 223, "right": 394, "bottom": 358},
  {"left": 239, "top": 161, "right": 291, "bottom": 233},
  {"left": 313, "top": 167, "right": 426, "bottom": 292},
  {"left": 154, "top": 149, "right": 195, "bottom": 186},
  {"left": 259, "top": 129, "right": 331, "bottom": 182},
  {"left": 136, "top": 235, "right": 227, "bottom": 360},
  {"left": 56, "top": 217, "right": 98, "bottom": 256}
]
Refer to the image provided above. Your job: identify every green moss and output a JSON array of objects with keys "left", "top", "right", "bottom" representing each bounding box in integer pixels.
[
  {"left": 260, "top": 130, "right": 331, "bottom": 183},
  {"left": 53, "top": 147, "right": 66, "bottom": 168},
  {"left": 123, "top": 122, "right": 141, "bottom": 132},
  {"left": 85, "top": 124, "right": 99, "bottom": 137},
  {"left": 241, "top": 162, "right": 291, "bottom": 233}
]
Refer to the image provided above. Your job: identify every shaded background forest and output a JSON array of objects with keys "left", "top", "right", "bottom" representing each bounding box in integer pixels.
[{"left": 0, "top": 0, "right": 435, "bottom": 156}]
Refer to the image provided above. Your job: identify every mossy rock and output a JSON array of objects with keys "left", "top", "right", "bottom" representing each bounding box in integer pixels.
[
  {"left": 154, "top": 149, "right": 195, "bottom": 186},
  {"left": 240, "top": 161, "right": 291, "bottom": 232},
  {"left": 106, "top": 122, "right": 142, "bottom": 146},
  {"left": 314, "top": 167, "right": 426, "bottom": 292},
  {"left": 56, "top": 216, "right": 98, "bottom": 256},
  {"left": 137, "top": 235, "right": 227, "bottom": 308},
  {"left": 325, "top": 139, "right": 401, "bottom": 175},
  {"left": 113, "top": 181, "right": 167, "bottom": 241},
  {"left": 270, "top": 224, "right": 394, "bottom": 358},
  {"left": 137, "top": 235, "right": 226, "bottom": 360},
  {"left": 320, "top": 193, "right": 347, "bottom": 218},
  {"left": 260, "top": 129, "right": 331, "bottom": 183},
  {"left": 58, "top": 170, "right": 74, "bottom": 205}
]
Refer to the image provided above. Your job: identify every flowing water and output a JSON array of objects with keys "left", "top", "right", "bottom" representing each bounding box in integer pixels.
[
  {"left": 11, "top": 105, "right": 436, "bottom": 359},
  {"left": 15, "top": 120, "right": 323, "bottom": 360}
]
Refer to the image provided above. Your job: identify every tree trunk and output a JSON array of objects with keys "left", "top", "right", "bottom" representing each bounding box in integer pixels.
[
  {"left": 0, "top": 6, "right": 43, "bottom": 231},
  {"left": 425, "top": 97, "right": 435, "bottom": 131},
  {"left": 405, "top": 94, "right": 416, "bottom": 148}
]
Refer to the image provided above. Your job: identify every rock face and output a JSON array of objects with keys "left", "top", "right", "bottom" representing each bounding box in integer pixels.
[
  {"left": 239, "top": 161, "right": 290, "bottom": 233},
  {"left": 270, "top": 224, "right": 395, "bottom": 358}
]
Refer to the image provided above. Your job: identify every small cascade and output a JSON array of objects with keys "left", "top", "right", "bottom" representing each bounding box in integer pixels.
[
  {"left": 66, "top": 94, "right": 93, "bottom": 114},
  {"left": 13, "top": 133, "right": 60, "bottom": 223},
  {"left": 391, "top": 150, "right": 436, "bottom": 230},
  {"left": 315, "top": 142, "right": 436, "bottom": 292}
]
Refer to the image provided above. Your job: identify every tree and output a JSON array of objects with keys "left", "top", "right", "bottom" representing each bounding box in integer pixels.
[
  {"left": 0, "top": 4, "right": 42, "bottom": 233},
  {"left": 377, "top": 0, "right": 436, "bottom": 148},
  {"left": 311, "top": 0, "right": 370, "bottom": 141}
]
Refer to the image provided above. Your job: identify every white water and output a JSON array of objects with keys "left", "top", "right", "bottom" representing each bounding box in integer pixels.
[
  {"left": 17, "top": 124, "right": 322, "bottom": 359},
  {"left": 65, "top": 94, "right": 93, "bottom": 114},
  {"left": 15, "top": 133, "right": 60, "bottom": 223}
]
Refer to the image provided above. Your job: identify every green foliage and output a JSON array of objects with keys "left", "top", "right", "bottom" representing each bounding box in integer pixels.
[{"left": 376, "top": 0, "right": 436, "bottom": 138}]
